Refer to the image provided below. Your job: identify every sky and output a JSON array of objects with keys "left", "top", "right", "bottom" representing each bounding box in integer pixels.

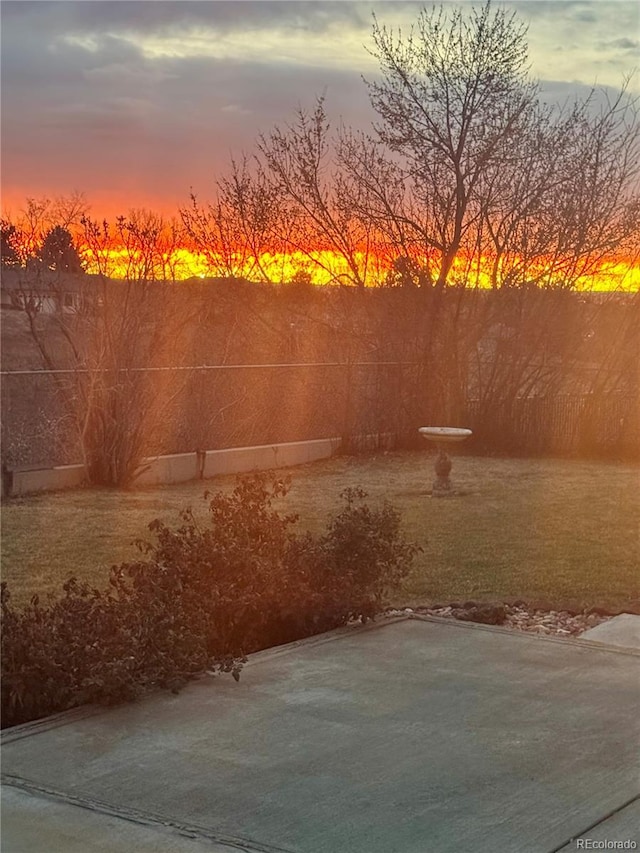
[{"left": 1, "top": 0, "right": 639, "bottom": 220}]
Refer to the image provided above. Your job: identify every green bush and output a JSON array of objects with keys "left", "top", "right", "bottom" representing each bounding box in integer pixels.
[{"left": 1, "top": 475, "right": 419, "bottom": 728}]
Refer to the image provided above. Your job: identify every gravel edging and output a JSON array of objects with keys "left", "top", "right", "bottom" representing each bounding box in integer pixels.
[{"left": 383, "top": 603, "right": 612, "bottom": 637}]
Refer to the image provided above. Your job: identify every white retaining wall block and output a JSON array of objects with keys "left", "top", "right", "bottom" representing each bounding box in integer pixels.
[
  {"left": 134, "top": 453, "right": 200, "bottom": 487},
  {"left": 202, "top": 438, "right": 342, "bottom": 479},
  {"left": 12, "top": 464, "right": 86, "bottom": 495}
]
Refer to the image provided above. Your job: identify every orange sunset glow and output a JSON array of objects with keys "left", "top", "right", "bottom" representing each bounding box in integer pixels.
[{"left": 77, "top": 239, "right": 640, "bottom": 292}]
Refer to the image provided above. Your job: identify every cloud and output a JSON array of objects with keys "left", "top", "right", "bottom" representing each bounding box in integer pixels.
[
  {"left": 2, "top": 1, "right": 372, "bottom": 41},
  {"left": 2, "top": 0, "right": 638, "bottom": 216},
  {"left": 606, "top": 37, "right": 640, "bottom": 51},
  {"left": 1, "top": 24, "right": 373, "bottom": 212},
  {"left": 512, "top": 1, "right": 640, "bottom": 91}
]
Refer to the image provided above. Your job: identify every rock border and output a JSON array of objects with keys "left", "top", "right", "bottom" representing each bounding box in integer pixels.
[{"left": 384, "top": 602, "right": 612, "bottom": 637}]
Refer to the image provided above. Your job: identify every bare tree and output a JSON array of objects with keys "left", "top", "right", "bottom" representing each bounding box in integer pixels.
[
  {"left": 181, "top": 157, "right": 285, "bottom": 281},
  {"left": 256, "top": 97, "right": 382, "bottom": 287},
  {"left": 11, "top": 193, "right": 88, "bottom": 262},
  {"left": 11, "top": 210, "right": 200, "bottom": 486},
  {"left": 365, "top": 2, "right": 538, "bottom": 288},
  {"left": 477, "top": 84, "right": 640, "bottom": 290},
  {"left": 185, "top": 99, "right": 387, "bottom": 287}
]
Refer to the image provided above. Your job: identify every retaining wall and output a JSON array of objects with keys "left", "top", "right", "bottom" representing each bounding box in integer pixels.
[
  {"left": 201, "top": 437, "right": 342, "bottom": 480},
  {"left": 10, "top": 464, "right": 87, "bottom": 497},
  {"left": 5, "top": 438, "right": 342, "bottom": 497}
]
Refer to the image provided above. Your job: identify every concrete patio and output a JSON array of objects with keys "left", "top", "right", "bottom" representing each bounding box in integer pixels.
[{"left": 2, "top": 616, "right": 639, "bottom": 853}]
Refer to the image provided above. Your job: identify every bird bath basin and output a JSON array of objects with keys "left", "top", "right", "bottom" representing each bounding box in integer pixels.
[{"left": 419, "top": 427, "right": 472, "bottom": 496}]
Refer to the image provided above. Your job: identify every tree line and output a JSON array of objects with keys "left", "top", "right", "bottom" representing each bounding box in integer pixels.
[{"left": 2, "top": 220, "right": 82, "bottom": 274}]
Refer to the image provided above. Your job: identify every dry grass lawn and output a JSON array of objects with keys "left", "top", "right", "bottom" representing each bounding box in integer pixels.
[{"left": 2, "top": 451, "right": 638, "bottom": 612}]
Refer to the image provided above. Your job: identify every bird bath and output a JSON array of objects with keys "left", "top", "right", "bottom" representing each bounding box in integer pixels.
[{"left": 419, "top": 427, "right": 472, "bottom": 496}]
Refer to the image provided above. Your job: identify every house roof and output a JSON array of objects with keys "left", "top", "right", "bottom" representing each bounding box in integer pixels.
[{"left": 0, "top": 267, "right": 88, "bottom": 293}]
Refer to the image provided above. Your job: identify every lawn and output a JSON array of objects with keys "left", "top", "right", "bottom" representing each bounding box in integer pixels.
[{"left": 2, "top": 451, "right": 638, "bottom": 613}]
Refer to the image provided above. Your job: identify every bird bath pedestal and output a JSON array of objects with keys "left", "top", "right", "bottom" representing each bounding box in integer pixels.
[{"left": 419, "top": 427, "right": 472, "bottom": 497}]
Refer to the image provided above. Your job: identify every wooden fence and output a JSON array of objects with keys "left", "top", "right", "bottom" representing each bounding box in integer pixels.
[{"left": 464, "top": 392, "right": 638, "bottom": 459}]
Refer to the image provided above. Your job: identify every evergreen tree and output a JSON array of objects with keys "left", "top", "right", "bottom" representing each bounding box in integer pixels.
[
  {"left": 1, "top": 221, "right": 20, "bottom": 267},
  {"left": 38, "top": 225, "right": 83, "bottom": 272}
]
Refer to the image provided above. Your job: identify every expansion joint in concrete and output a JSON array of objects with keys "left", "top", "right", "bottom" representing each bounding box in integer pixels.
[
  {"left": 1, "top": 774, "right": 298, "bottom": 853},
  {"left": 550, "top": 792, "right": 640, "bottom": 853}
]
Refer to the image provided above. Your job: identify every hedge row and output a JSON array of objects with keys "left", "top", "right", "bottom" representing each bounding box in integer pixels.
[{"left": 1, "top": 475, "right": 419, "bottom": 728}]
